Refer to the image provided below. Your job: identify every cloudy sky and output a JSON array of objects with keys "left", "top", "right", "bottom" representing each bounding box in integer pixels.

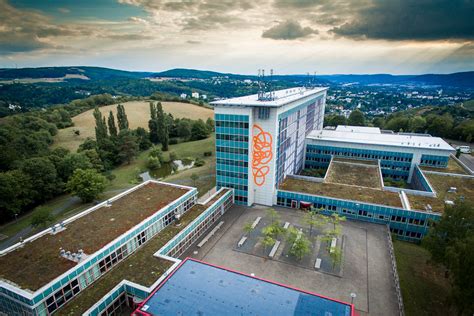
[{"left": 1, "top": 0, "right": 473, "bottom": 74}]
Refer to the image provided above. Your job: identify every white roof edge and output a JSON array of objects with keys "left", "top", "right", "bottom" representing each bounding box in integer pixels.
[
  {"left": 211, "top": 86, "right": 328, "bottom": 107},
  {"left": 307, "top": 129, "right": 454, "bottom": 151}
]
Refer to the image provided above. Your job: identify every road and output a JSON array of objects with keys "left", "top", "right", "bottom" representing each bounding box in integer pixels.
[{"left": 458, "top": 154, "right": 474, "bottom": 173}]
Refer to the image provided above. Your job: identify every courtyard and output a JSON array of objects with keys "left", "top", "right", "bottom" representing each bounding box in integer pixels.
[{"left": 182, "top": 205, "right": 400, "bottom": 316}]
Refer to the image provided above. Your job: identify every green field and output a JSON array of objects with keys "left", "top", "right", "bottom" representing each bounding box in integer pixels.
[
  {"left": 53, "top": 100, "right": 214, "bottom": 151},
  {"left": 394, "top": 240, "right": 454, "bottom": 316}
]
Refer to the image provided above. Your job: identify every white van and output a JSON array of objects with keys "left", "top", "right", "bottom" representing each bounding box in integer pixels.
[{"left": 456, "top": 145, "right": 471, "bottom": 154}]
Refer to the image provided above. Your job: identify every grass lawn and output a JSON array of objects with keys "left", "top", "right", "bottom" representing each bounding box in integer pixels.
[
  {"left": 53, "top": 100, "right": 214, "bottom": 151},
  {"left": 394, "top": 240, "right": 454, "bottom": 316},
  {"left": 109, "top": 136, "right": 216, "bottom": 194}
]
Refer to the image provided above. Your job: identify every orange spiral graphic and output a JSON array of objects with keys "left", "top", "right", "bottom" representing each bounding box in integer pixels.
[{"left": 252, "top": 124, "right": 273, "bottom": 186}]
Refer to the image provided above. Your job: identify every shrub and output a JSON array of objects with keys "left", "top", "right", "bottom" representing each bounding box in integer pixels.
[
  {"left": 169, "top": 151, "right": 178, "bottom": 161},
  {"left": 194, "top": 158, "right": 205, "bottom": 167},
  {"left": 31, "top": 208, "right": 54, "bottom": 228},
  {"left": 169, "top": 138, "right": 179, "bottom": 145},
  {"left": 203, "top": 151, "right": 213, "bottom": 157},
  {"left": 147, "top": 156, "right": 162, "bottom": 170}
]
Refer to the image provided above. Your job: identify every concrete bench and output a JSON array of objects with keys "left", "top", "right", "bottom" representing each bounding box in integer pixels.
[
  {"left": 330, "top": 238, "right": 337, "bottom": 253},
  {"left": 315, "top": 258, "right": 322, "bottom": 269},
  {"left": 197, "top": 221, "right": 224, "bottom": 248},
  {"left": 238, "top": 236, "right": 247, "bottom": 248},
  {"left": 269, "top": 240, "right": 281, "bottom": 258},
  {"left": 283, "top": 222, "right": 290, "bottom": 229},
  {"left": 251, "top": 217, "right": 262, "bottom": 229}
]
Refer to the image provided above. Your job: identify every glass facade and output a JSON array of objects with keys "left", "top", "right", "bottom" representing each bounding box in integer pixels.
[
  {"left": 215, "top": 114, "right": 249, "bottom": 204},
  {"left": 277, "top": 190, "right": 440, "bottom": 242},
  {"left": 420, "top": 154, "right": 449, "bottom": 168},
  {"left": 276, "top": 96, "right": 324, "bottom": 186}
]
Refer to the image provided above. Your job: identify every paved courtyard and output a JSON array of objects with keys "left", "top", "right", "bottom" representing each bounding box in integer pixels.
[{"left": 182, "top": 205, "right": 399, "bottom": 316}]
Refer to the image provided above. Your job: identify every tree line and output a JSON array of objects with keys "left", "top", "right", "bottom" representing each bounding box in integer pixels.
[
  {"left": 0, "top": 97, "right": 214, "bottom": 224},
  {"left": 325, "top": 103, "right": 473, "bottom": 142}
]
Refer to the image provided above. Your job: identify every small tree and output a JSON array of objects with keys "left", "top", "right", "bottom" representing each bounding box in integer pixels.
[
  {"left": 266, "top": 208, "right": 280, "bottom": 225},
  {"left": 243, "top": 222, "right": 254, "bottom": 235},
  {"left": 190, "top": 173, "right": 199, "bottom": 187},
  {"left": 289, "top": 233, "right": 311, "bottom": 260},
  {"left": 147, "top": 156, "right": 162, "bottom": 170},
  {"left": 329, "top": 245, "right": 343, "bottom": 270},
  {"left": 303, "top": 208, "right": 327, "bottom": 237},
  {"left": 149, "top": 146, "right": 164, "bottom": 163},
  {"left": 66, "top": 169, "right": 107, "bottom": 203},
  {"left": 261, "top": 235, "right": 275, "bottom": 254}
]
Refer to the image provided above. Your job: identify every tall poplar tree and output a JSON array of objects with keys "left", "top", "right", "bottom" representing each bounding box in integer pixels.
[
  {"left": 117, "top": 104, "right": 129, "bottom": 131},
  {"left": 107, "top": 111, "right": 118, "bottom": 138},
  {"left": 148, "top": 102, "right": 159, "bottom": 144},
  {"left": 93, "top": 108, "right": 108, "bottom": 144}
]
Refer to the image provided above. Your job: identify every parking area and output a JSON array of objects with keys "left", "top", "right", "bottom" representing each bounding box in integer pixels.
[{"left": 182, "top": 205, "right": 399, "bottom": 316}]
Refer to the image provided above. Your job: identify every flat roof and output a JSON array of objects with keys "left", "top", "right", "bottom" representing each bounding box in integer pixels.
[
  {"left": 326, "top": 160, "right": 382, "bottom": 189},
  {"left": 307, "top": 127, "right": 454, "bottom": 151},
  {"left": 137, "top": 258, "right": 353, "bottom": 316},
  {"left": 211, "top": 87, "right": 327, "bottom": 107},
  {"left": 0, "top": 182, "right": 191, "bottom": 291},
  {"left": 335, "top": 125, "right": 381, "bottom": 134}
]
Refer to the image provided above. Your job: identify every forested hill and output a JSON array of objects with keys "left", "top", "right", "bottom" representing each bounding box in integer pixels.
[
  {"left": 1, "top": 66, "right": 472, "bottom": 88},
  {"left": 318, "top": 71, "right": 474, "bottom": 88},
  {"left": 0, "top": 67, "right": 152, "bottom": 80}
]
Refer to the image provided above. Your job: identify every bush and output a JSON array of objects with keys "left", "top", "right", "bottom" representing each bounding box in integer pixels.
[
  {"left": 194, "top": 158, "right": 205, "bottom": 167},
  {"left": 31, "top": 208, "right": 54, "bottom": 227},
  {"left": 169, "top": 138, "right": 179, "bottom": 145},
  {"left": 147, "top": 156, "right": 162, "bottom": 170},
  {"left": 169, "top": 152, "right": 178, "bottom": 161},
  {"left": 203, "top": 151, "right": 213, "bottom": 157}
]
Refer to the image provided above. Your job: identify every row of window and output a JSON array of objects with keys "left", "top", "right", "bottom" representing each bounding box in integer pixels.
[
  {"left": 217, "top": 158, "right": 248, "bottom": 167},
  {"left": 217, "top": 182, "right": 248, "bottom": 192},
  {"left": 420, "top": 158, "right": 448, "bottom": 166},
  {"left": 216, "top": 170, "right": 248, "bottom": 179},
  {"left": 216, "top": 146, "right": 248, "bottom": 155},
  {"left": 45, "top": 279, "right": 80, "bottom": 313},
  {"left": 215, "top": 114, "right": 249, "bottom": 122},
  {"left": 215, "top": 121, "right": 249, "bottom": 129},
  {"left": 167, "top": 194, "right": 233, "bottom": 257},
  {"left": 235, "top": 195, "right": 248, "bottom": 203},
  {"left": 307, "top": 147, "right": 413, "bottom": 162},
  {"left": 100, "top": 292, "right": 128, "bottom": 316},
  {"left": 216, "top": 134, "right": 249, "bottom": 142},
  {"left": 391, "top": 228, "right": 422, "bottom": 239}
]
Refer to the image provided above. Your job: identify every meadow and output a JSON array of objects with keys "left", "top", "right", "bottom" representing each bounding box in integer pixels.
[{"left": 53, "top": 100, "right": 214, "bottom": 151}]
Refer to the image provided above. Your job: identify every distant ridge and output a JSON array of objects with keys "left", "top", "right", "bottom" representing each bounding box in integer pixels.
[{"left": 0, "top": 66, "right": 472, "bottom": 88}]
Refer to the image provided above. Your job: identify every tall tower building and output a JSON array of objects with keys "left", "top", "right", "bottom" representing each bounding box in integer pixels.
[{"left": 211, "top": 87, "right": 327, "bottom": 206}]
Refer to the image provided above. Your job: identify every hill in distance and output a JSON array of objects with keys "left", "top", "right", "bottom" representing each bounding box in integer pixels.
[{"left": 0, "top": 66, "right": 472, "bottom": 88}]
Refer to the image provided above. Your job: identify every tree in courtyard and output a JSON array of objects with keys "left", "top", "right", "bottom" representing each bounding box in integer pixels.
[
  {"left": 348, "top": 109, "right": 365, "bottom": 126},
  {"left": 243, "top": 221, "right": 254, "bottom": 235},
  {"left": 423, "top": 201, "right": 474, "bottom": 313},
  {"left": 303, "top": 208, "right": 327, "bottom": 237},
  {"left": 116, "top": 104, "right": 129, "bottom": 131},
  {"left": 190, "top": 173, "right": 199, "bottom": 187},
  {"left": 261, "top": 235, "right": 276, "bottom": 254},
  {"left": 266, "top": 208, "right": 280, "bottom": 225},
  {"left": 328, "top": 244, "right": 343, "bottom": 269},
  {"left": 288, "top": 228, "right": 311, "bottom": 260},
  {"left": 66, "top": 169, "right": 107, "bottom": 203},
  {"left": 107, "top": 111, "right": 118, "bottom": 138}
]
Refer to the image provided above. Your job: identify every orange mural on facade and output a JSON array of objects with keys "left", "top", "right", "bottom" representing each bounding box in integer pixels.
[{"left": 252, "top": 124, "right": 273, "bottom": 186}]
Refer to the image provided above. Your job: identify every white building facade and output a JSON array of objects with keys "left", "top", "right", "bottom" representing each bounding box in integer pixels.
[{"left": 212, "top": 87, "right": 327, "bottom": 206}]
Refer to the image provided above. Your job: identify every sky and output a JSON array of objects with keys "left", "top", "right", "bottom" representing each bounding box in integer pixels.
[{"left": 0, "top": 0, "right": 473, "bottom": 75}]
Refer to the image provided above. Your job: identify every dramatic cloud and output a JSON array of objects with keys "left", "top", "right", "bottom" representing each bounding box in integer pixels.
[
  {"left": 330, "top": 1, "right": 474, "bottom": 41},
  {"left": 262, "top": 20, "right": 318, "bottom": 40}
]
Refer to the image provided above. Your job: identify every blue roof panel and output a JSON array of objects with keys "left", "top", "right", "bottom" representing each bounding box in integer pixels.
[{"left": 139, "top": 259, "right": 352, "bottom": 316}]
